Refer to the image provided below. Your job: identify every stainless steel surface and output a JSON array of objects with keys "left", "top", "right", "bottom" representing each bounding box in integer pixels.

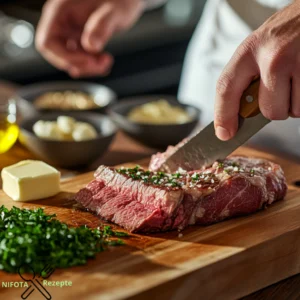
[{"left": 161, "top": 113, "right": 270, "bottom": 172}]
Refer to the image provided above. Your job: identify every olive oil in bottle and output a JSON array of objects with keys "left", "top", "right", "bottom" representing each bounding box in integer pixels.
[
  {"left": 0, "top": 118, "right": 19, "bottom": 154},
  {"left": 0, "top": 99, "right": 19, "bottom": 154}
]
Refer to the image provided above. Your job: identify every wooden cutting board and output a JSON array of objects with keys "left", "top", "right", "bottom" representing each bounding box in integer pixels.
[{"left": 1, "top": 146, "right": 300, "bottom": 300}]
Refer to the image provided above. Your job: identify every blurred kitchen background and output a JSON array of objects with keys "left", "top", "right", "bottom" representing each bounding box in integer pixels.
[{"left": 0, "top": 0, "right": 206, "bottom": 98}]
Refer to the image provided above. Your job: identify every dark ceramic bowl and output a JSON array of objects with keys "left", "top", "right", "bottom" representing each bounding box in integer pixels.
[
  {"left": 13, "top": 81, "right": 117, "bottom": 115},
  {"left": 19, "top": 112, "right": 117, "bottom": 168},
  {"left": 108, "top": 95, "right": 201, "bottom": 149}
]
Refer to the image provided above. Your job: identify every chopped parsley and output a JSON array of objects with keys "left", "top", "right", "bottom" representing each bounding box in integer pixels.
[
  {"left": 0, "top": 206, "right": 128, "bottom": 274},
  {"left": 191, "top": 173, "right": 200, "bottom": 181},
  {"left": 116, "top": 166, "right": 219, "bottom": 188},
  {"left": 172, "top": 173, "right": 181, "bottom": 179},
  {"left": 117, "top": 166, "right": 181, "bottom": 187}
]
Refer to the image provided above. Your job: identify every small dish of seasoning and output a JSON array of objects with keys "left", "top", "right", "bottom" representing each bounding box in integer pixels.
[
  {"left": 12, "top": 81, "right": 117, "bottom": 114},
  {"left": 109, "top": 95, "right": 201, "bottom": 149},
  {"left": 34, "top": 90, "right": 102, "bottom": 111}
]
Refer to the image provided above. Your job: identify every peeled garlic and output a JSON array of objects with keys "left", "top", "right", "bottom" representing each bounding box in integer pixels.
[
  {"left": 57, "top": 116, "right": 76, "bottom": 134},
  {"left": 33, "top": 120, "right": 46, "bottom": 138},
  {"left": 72, "top": 122, "right": 98, "bottom": 141},
  {"left": 33, "top": 117, "right": 97, "bottom": 141},
  {"left": 43, "top": 122, "right": 64, "bottom": 140},
  {"left": 33, "top": 121, "right": 64, "bottom": 141}
]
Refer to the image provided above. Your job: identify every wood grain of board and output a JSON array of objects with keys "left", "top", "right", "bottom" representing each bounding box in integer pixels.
[{"left": 0, "top": 147, "right": 300, "bottom": 300}]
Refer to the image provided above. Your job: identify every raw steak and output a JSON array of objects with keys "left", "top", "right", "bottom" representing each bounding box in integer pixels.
[{"left": 75, "top": 156, "right": 287, "bottom": 233}]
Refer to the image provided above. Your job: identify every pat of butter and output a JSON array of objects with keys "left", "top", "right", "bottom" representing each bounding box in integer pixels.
[{"left": 1, "top": 160, "right": 60, "bottom": 201}]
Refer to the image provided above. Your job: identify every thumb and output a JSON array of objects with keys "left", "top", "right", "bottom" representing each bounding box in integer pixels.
[{"left": 81, "top": 3, "right": 116, "bottom": 53}]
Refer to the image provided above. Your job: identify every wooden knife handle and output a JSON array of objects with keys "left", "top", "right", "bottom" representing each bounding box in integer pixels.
[{"left": 239, "top": 77, "right": 260, "bottom": 118}]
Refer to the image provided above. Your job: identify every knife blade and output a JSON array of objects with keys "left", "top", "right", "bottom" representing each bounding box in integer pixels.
[{"left": 160, "top": 78, "right": 270, "bottom": 172}]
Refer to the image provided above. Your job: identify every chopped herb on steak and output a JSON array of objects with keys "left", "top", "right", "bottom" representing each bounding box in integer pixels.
[
  {"left": 116, "top": 165, "right": 221, "bottom": 189},
  {"left": 117, "top": 166, "right": 182, "bottom": 188}
]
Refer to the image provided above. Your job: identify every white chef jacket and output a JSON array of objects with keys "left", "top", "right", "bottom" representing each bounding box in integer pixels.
[{"left": 176, "top": 0, "right": 300, "bottom": 157}]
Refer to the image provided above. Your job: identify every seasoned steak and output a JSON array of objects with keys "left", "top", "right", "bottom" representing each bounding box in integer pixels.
[
  {"left": 75, "top": 157, "right": 287, "bottom": 233},
  {"left": 75, "top": 166, "right": 184, "bottom": 232}
]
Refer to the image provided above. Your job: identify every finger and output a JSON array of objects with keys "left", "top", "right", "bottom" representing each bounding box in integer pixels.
[
  {"left": 215, "top": 40, "right": 259, "bottom": 141},
  {"left": 36, "top": 0, "right": 115, "bottom": 78},
  {"left": 41, "top": 40, "right": 96, "bottom": 71},
  {"left": 69, "top": 53, "right": 114, "bottom": 77},
  {"left": 81, "top": 3, "right": 116, "bottom": 53},
  {"left": 69, "top": 53, "right": 114, "bottom": 78},
  {"left": 36, "top": 1, "right": 91, "bottom": 72},
  {"left": 258, "top": 56, "right": 290, "bottom": 120},
  {"left": 35, "top": 0, "right": 69, "bottom": 52},
  {"left": 290, "top": 74, "right": 300, "bottom": 117}
]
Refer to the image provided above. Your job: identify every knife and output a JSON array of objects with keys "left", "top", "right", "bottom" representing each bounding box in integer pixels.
[{"left": 160, "top": 78, "right": 270, "bottom": 172}]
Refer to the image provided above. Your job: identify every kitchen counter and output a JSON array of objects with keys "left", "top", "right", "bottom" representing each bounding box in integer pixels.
[{"left": 1, "top": 80, "right": 300, "bottom": 299}]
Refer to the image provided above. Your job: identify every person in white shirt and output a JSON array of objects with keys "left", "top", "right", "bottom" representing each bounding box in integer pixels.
[{"left": 36, "top": 0, "right": 300, "bottom": 156}]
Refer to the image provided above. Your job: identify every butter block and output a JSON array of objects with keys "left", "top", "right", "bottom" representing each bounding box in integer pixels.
[{"left": 1, "top": 160, "right": 60, "bottom": 201}]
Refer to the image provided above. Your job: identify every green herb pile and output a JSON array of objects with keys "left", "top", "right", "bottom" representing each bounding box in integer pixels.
[{"left": 0, "top": 205, "right": 128, "bottom": 274}]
